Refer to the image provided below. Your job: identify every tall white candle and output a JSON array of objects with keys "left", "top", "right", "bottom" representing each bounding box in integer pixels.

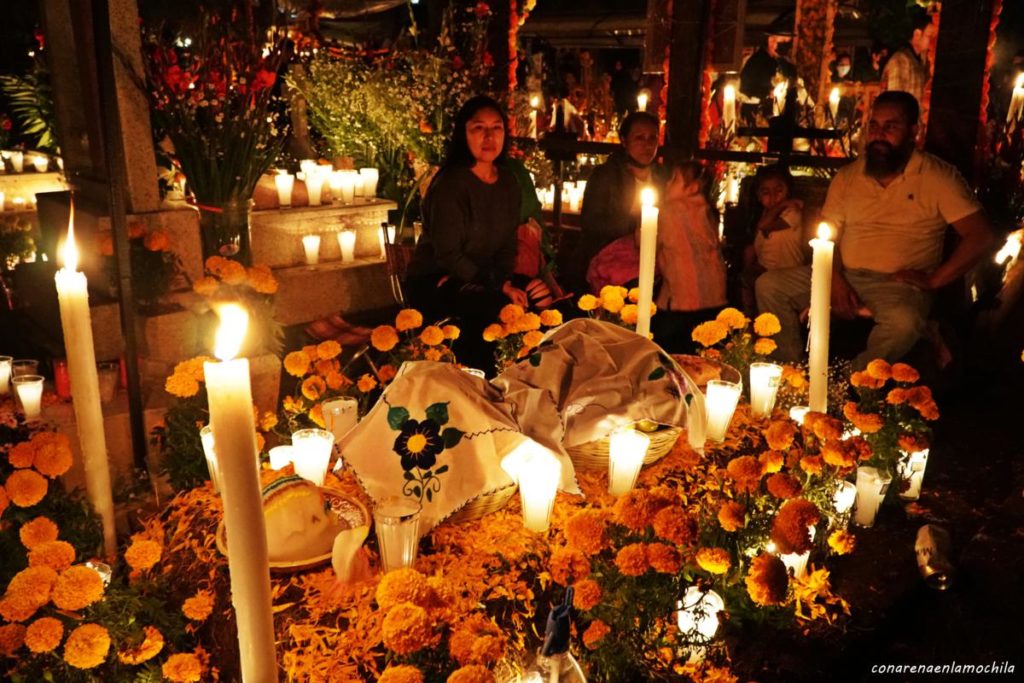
[
  {"left": 828, "top": 87, "right": 840, "bottom": 123},
  {"left": 337, "top": 230, "right": 356, "bottom": 263},
  {"left": 722, "top": 84, "right": 736, "bottom": 130},
  {"left": 636, "top": 187, "right": 659, "bottom": 338},
  {"left": 274, "top": 171, "right": 294, "bottom": 208},
  {"left": 203, "top": 305, "right": 278, "bottom": 683},
  {"left": 749, "top": 362, "right": 783, "bottom": 418},
  {"left": 302, "top": 234, "right": 321, "bottom": 265},
  {"left": 808, "top": 223, "right": 834, "bottom": 413},
  {"left": 10, "top": 151, "right": 23, "bottom": 173},
  {"left": 54, "top": 204, "right": 116, "bottom": 558},
  {"left": 608, "top": 428, "right": 649, "bottom": 497},
  {"left": 726, "top": 175, "right": 739, "bottom": 204},
  {"left": 501, "top": 439, "right": 561, "bottom": 533}
]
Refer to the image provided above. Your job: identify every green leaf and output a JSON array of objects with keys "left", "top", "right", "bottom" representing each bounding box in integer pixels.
[
  {"left": 423, "top": 470, "right": 432, "bottom": 478},
  {"left": 403, "top": 470, "right": 415, "bottom": 481},
  {"left": 425, "top": 402, "right": 449, "bottom": 425},
  {"left": 648, "top": 366, "right": 666, "bottom": 381},
  {"left": 529, "top": 352, "right": 542, "bottom": 367},
  {"left": 412, "top": 486, "right": 422, "bottom": 498},
  {"left": 435, "top": 464, "right": 449, "bottom": 475},
  {"left": 441, "top": 427, "right": 464, "bottom": 448},
  {"left": 426, "top": 488, "right": 433, "bottom": 502},
  {"left": 387, "top": 406, "right": 410, "bottom": 430}
]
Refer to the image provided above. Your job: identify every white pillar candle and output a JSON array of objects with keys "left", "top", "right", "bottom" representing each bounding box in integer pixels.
[
  {"left": 322, "top": 397, "right": 359, "bottom": 443},
  {"left": 608, "top": 428, "right": 650, "bottom": 497},
  {"left": 704, "top": 379, "right": 741, "bottom": 442},
  {"left": 828, "top": 87, "right": 840, "bottom": 123},
  {"left": 32, "top": 155, "right": 49, "bottom": 173},
  {"left": 54, "top": 204, "right": 116, "bottom": 558},
  {"left": 353, "top": 172, "right": 365, "bottom": 197},
  {"left": 722, "top": 84, "right": 736, "bottom": 130},
  {"left": 0, "top": 356, "right": 11, "bottom": 394},
  {"left": 637, "top": 91, "right": 649, "bottom": 112},
  {"left": 726, "top": 175, "right": 739, "bottom": 204},
  {"left": 199, "top": 425, "right": 222, "bottom": 493},
  {"left": 808, "top": 223, "right": 834, "bottom": 413},
  {"left": 676, "top": 586, "right": 723, "bottom": 661},
  {"left": 501, "top": 439, "right": 561, "bottom": 532},
  {"left": 12, "top": 375, "right": 44, "bottom": 420},
  {"left": 302, "top": 234, "right": 321, "bottom": 265},
  {"left": 789, "top": 405, "right": 810, "bottom": 425},
  {"left": 779, "top": 525, "right": 815, "bottom": 579},
  {"left": 635, "top": 187, "right": 659, "bottom": 338},
  {"left": 10, "top": 151, "right": 24, "bottom": 173},
  {"left": 339, "top": 171, "right": 357, "bottom": 204},
  {"left": 274, "top": 171, "right": 294, "bottom": 208},
  {"left": 328, "top": 170, "right": 344, "bottom": 202},
  {"left": 337, "top": 229, "right": 356, "bottom": 262},
  {"left": 203, "top": 305, "right": 278, "bottom": 683},
  {"left": 359, "top": 168, "right": 379, "bottom": 198},
  {"left": 853, "top": 465, "right": 891, "bottom": 528},
  {"left": 897, "top": 448, "right": 929, "bottom": 501},
  {"left": 268, "top": 445, "right": 293, "bottom": 471},
  {"left": 1007, "top": 73, "right": 1024, "bottom": 126},
  {"left": 291, "top": 428, "right": 334, "bottom": 486},
  {"left": 529, "top": 95, "right": 540, "bottom": 139},
  {"left": 749, "top": 362, "right": 783, "bottom": 418},
  {"left": 833, "top": 480, "right": 857, "bottom": 515}
]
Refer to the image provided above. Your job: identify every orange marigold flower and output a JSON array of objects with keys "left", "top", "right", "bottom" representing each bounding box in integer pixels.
[
  {"left": 691, "top": 320, "right": 728, "bottom": 347},
  {"left": 218, "top": 260, "right": 247, "bottom": 285},
  {"left": 821, "top": 441, "right": 856, "bottom": 469},
  {"left": 377, "top": 364, "right": 398, "bottom": 384},
  {"left": 246, "top": 264, "right": 278, "bottom": 294},
  {"left": 716, "top": 307, "right": 748, "bottom": 330},
  {"left": 124, "top": 538, "right": 162, "bottom": 571},
  {"left": 601, "top": 291, "right": 626, "bottom": 313},
  {"left": 652, "top": 506, "right": 697, "bottom": 546},
  {"left": 512, "top": 312, "right": 542, "bottom": 333},
  {"left": 564, "top": 510, "right": 607, "bottom": 555},
  {"left": 865, "top": 359, "right": 892, "bottom": 381},
  {"left": 164, "top": 372, "right": 199, "bottom": 398},
  {"left": 828, "top": 529, "right": 856, "bottom": 555},
  {"left": 117, "top": 625, "right": 165, "bottom": 664},
  {"left": 301, "top": 375, "right": 327, "bottom": 401},
  {"left": 572, "top": 578, "right": 602, "bottom": 611},
  {"left": 371, "top": 325, "right": 400, "bottom": 352},
  {"left": 52, "top": 565, "right": 105, "bottom": 611},
  {"left": 726, "top": 456, "right": 763, "bottom": 494},
  {"left": 33, "top": 440, "right": 73, "bottom": 478},
  {"left": 6, "top": 469, "right": 48, "bottom": 507},
  {"left": 192, "top": 276, "right": 219, "bottom": 297},
  {"left": 898, "top": 434, "right": 929, "bottom": 454},
  {"left": 379, "top": 665, "right": 425, "bottom": 683},
  {"left": 619, "top": 304, "right": 639, "bottom": 325},
  {"left": 0, "top": 486, "right": 8, "bottom": 519},
  {"left": 482, "top": 324, "right": 506, "bottom": 342},
  {"left": 376, "top": 567, "right": 431, "bottom": 612},
  {"left": 626, "top": 287, "right": 641, "bottom": 302},
  {"left": 799, "top": 455, "right": 824, "bottom": 475},
  {"left": 357, "top": 373, "right": 378, "bottom": 393},
  {"left": 717, "top": 500, "right": 746, "bottom": 532},
  {"left": 316, "top": 340, "right": 342, "bottom": 360},
  {"left": 582, "top": 619, "right": 611, "bottom": 650},
  {"left": 782, "top": 365, "right": 807, "bottom": 388},
  {"left": 420, "top": 325, "right": 445, "bottom": 346},
  {"left": 28, "top": 540, "right": 76, "bottom": 572},
  {"left": 8, "top": 441, "right": 36, "bottom": 468},
  {"left": 850, "top": 411, "right": 885, "bottom": 434},
  {"left": 382, "top": 602, "right": 438, "bottom": 655},
  {"left": 162, "top": 651, "right": 203, "bottom": 682},
  {"left": 499, "top": 304, "right": 525, "bottom": 325},
  {"left": 696, "top": 547, "right": 732, "bottom": 574},
  {"left": 447, "top": 665, "right": 495, "bottom": 683},
  {"left": 308, "top": 403, "right": 326, "bottom": 428},
  {"left": 449, "top": 612, "right": 504, "bottom": 666},
  {"left": 646, "top": 542, "right": 682, "bottom": 574},
  {"left": 612, "top": 488, "right": 670, "bottom": 532},
  {"left": 182, "top": 590, "right": 215, "bottom": 621},
  {"left": 577, "top": 294, "right": 599, "bottom": 311},
  {"left": 283, "top": 351, "right": 310, "bottom": 377},
  {"left": 846, "top": 436, "right": 874, "bottom": 462},
  {"left": 754, "top": 338, "right": 777, "bottom": 355},
  {"left": 550, "top": 547, "right": 590, "bottom": 586},
  {"left": 63, "top": 623, "right": 110, "bottom": 669},
  {"left": 891, "top": 362, "right": 920, "bottom": 383},
  {"left": 746, "top": 553, "right": 789, "bottom": 606},
  {"left": 615, "top": 543, "right": 649, "bottom": 576},
  {"left": 759, "top": 449, "right": 785, "bottom": 474},
  {"left": 753, "top": 312, "right": 781, "bottom": 336},
  {"left": 764, "top": 420, "right": 797, "bottom": 451},
  {"left": 143, "top": 230, "right": 169, "bottom": 252},
  {"left": 805, "top": 412, "right": 843, "bottom": 442},
  {"left": 19, "top": 516, "right": 58, "bottom": 549},
  {"left": 442, "top": 324, "right": 461, "bottom": 340},
  {"left": 766, "top": 473, "right": 802, "bottom": 500},
  {"left": 1, "top": 566, "right": 57, "bottom": 622},
  {"left": 0, "top": 623, "right": 26, "bottom": 656},
  {"left": 522, "top": 330, "right": 545, "bottom": 348},
  {"left": 849, "top": 370, "right": 885, "bottom": 389},
  {"left": 24, "top": 616, "right": 64, "bottom": 654},
  {"left": 539, "top": 309, "right": 563, "bottom": 327},
  {"left": 770, "top": 498, "right": 821, "bottom": 555},
  {"left": 886, "top": 388, "right": 909, "bottom": 405}
]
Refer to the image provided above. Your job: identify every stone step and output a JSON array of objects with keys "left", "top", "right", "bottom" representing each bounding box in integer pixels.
[{"left": 271, "top": 258, "right": 395, "bottom": 326}]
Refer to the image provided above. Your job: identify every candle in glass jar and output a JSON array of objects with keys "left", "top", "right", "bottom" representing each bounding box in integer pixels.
[
  {"left": 704, "top": 379, "right": 742, "bottom": 442},
  {"left": 608, "top": 428, "right": 649, "bottom": 497},
  {"left": 337, "top": 229, "right": 356, "bottom": 262},
  {"left": 722, "top": 84, "right": 736, "bottom": 130},
  {"left": 808, "top": 223, "right": 834, "bottom": 413},
  {"left": 302, "top": 234, "right": 321, "bottom": 265},
  {"left": 359, "top": 168, "right": 379, "bottom": 198},
  {"left": 274, "top": 170, "right": 294, "bottom": 208},
  {"left": 635, "top": 187, "right": 658, "bottom": 338},
  {"left": 749, "top": 362, "right": 783, "bottom": 418},
  {"left": 828, "top": 87, "right": 841, "bottom": 123},
  {"left": 501, "top": 439, "right": 561, "bottom": 532},
  {"left": 0, "top": 356, "right": 11, "bottom": 394}
]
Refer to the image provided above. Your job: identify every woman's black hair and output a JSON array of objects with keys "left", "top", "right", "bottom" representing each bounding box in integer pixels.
[
  {"left": 443, "top": 95, "right": 510, "bottom": 168},
  {"left": 618, "top": 111, "right": 660, "bottom": 142},
  {"left": 753, "top": 164, "right": 794, "bottom": 195}
]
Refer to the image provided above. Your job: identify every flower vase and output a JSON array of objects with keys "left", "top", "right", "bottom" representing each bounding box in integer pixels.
[{"left": 196, "top": 199, "right": 252, "bottom": 265}]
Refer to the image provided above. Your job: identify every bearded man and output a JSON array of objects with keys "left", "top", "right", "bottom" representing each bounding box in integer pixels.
[{"left": 755, "top": 91, "right": 995, "bottom": 369}]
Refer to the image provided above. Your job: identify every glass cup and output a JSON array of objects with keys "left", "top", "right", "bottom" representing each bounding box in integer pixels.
[
  {"left": 199, "top": 425, "right": 221, "bottom": 494},
  {"left": 12, "top": 359, "right": 39, "bottom": 378},
  {"left": 13, "top": 374, "right": 45, "bottom": 420},
  {"left": 853, "top": 466, "right": 892, "bottom": 528},
  {"left": 97, "top": 361, "right": 120, "bottom": 403},
  {"left": 704, "top": 379, "right": 742, "bottom": 442},
  {"left": 0, "top": 356, "right": 12, "bottom": 395},
  {"left": 291, "top": 428, "right": 334, "bottom": 486},
  {"left": 373, "top": 497, "right": 422, "bottom": 573},
  {"left": 322, "top": 397, "right": 359, "bottom": 443}
]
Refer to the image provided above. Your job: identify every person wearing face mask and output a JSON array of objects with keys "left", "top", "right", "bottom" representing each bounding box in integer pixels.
[
  {"left": 882, "top": 11, "right": 936, "bottom": 103},
  {"left": 566, "top": 111, "right": 665, "bottom": 293},
  {"left": 832, "top": 53, "right": 854, "bottom": 83},
  {"left": 755, "top": 92, "right": 995, "bottom": 369}
]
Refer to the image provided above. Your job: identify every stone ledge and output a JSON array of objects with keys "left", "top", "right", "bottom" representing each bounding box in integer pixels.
[{"left": 272, "top": 259, "right": 395, "bottom": 325}]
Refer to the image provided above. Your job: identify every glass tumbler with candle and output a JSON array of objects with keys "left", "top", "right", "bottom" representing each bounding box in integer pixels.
[
  {"left": 291, "top": 428, "right": 334, "bottom": 486},
  {"left": 199, "top": 425, "right": 222, "bottom": 494},
  {"left": 705, "top": 379, "right": 742, "bottom": 442},
  {"left": 374, "top": 497, "right": 422, "bottom": 573},
  {"left": 97, "top": 361, "right": 120, "bottom": 403},
  {"left": 12, "top": 359, "right": 39, "bottom": 377},
  {"left": 13, "top": 375, "right": 45, "bottom": 420},
  {"left": 0, "top": 356, "right": 12, "bottom": 395}
]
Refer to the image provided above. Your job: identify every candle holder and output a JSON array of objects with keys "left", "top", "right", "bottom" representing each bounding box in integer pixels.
[
  {"left": 897, "top": 449, "right": 929, "bottom": 501},
  {"left": 322, "top": 397, "right": 359, "bottom": 443},
  {"left": 833, "top": 480, "right": 857, "bottom": 517},
  {"left": 32, "top": 155, "right": 49, "bottom": 173},
  {"left": 302, "top": 234, "right": 321, "bottom": 265},
  {"left": 10, "top": 151, "right": 24, "bottom": 173},
  {"left": 359, "top": 168, "right": 379, "bottom": 198},
  {"left": 775, "top": 526, "right": 815, "bottom": 579},
  {"left": 199, "top": 425, "right": 222, "bottom": 494},
  {"left": 705, "top": 379, "right": 742, "bottom": 442},
  {"left": 853, "top": 465, "right": 891, "bottom": 528},
  {"left": 12, "top": 359, "right": 39, "bottom": 377},
  {"left": 0, "top": 191, "right": 5, "bottom": 211},
  {"left": 337, "top": 229, "right": 356, "bottom": 263},
  {"left": 749, "top": 362, "right": 783, "bottom": 418},
  {"left": 789, "top": 405, "right": 810, "bottom": 425},
  {"left": 268, "top": 445, "right": 293, "bottom": 470},
  {"left": 0, "top": 356, "right": 12, "bottom": 395},
  {"left": 291, "top": 428, "right": 334, "bottom": 486},
  {"left": 274, "top": 171, "right": 294, "bottom": 208},
  {"left": 12, "top": 374, "right": 44, "bottom": 420},
  {"left": 676, "top": 586, "right": 724, "bottom": 662},
  {"left": 373, "top": 496, "right": 422, "bottom": 573},
  {"left": 608, "top": 428, "right": 649, "bottom": 497},
  {"left": 378, "top": 224, "right": 396, "bottom": 259},
  {"left": 501, "top": 440, "right": 561, "bottom": 532},
  {"left": 97, "top": 361, "right": 120, "bottom": 404}
]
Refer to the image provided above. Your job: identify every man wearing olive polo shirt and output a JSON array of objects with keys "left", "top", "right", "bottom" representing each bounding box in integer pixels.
[{"left": 756, "top": 91, "right": 996, "bottom": 369}]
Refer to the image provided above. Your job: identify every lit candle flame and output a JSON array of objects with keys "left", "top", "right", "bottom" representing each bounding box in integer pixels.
[
  {"left": 1016, "top": 73, "right": 1024, "bottom": 90},
  {"left": 637, "top": 92, "right": 649, "bottom": 112},
  {"left": 214, "top": 303, "right": 250, "bottom": 361},
  {"left": 829, "top": 87, "right": 840, "bottom": 107},
  {"left": 60, "top": 202, "right": 78, "bottom": 272},
  {"left": 530, "top": 95, "right": 540, "bottom": 109},
  {"left": 723, "top": 84, "right": 735, "bottom": 100},
  {"left": 640, "top": 186, "right": 656, "bottom": 208},
  {"left": 816, "top": 222, "right": 833, "bottom": 241},
  {"left": 773, "top": 81, "right": 788, "bottom": 101}
]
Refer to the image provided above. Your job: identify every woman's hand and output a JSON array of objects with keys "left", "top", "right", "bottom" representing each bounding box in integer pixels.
[{"left": 502, "top": 280, "right": 529, "bottom": 307}]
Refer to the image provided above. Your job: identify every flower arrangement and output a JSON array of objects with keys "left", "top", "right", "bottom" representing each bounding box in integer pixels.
[
  {"left": 482, "top": 303, "right": 562, "bottom": 371},
  {"left": 691, "top": 308, "right": 781, "bottom": 380},
  {"left": 192, "top": 255, "right": 282, "bottom": 356},
  {"left": 98, "top": 222, "right": 185, "bottom": 309},
  {"left": 576, "top": 285, "right": 656, "bottom": 331}
]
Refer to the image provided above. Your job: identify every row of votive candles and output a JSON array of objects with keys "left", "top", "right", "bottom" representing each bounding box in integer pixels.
[
  {"left": 537, "top": 180, "right": 588, "bottom": 213},
  {"left": 301, "top": 223, "right": 422, "bottom": 266},
  {"left": 274, "top": 164, "right": 379, "bottom": 208},
  {"left": 200, "top": 397, "right": 359, "bottom": 493},
  {"left": 0, "top": 192, "right": 37, "bottom": 211},
  {"left": 1, "top": 151, "right": 59, "bottom": 174}
]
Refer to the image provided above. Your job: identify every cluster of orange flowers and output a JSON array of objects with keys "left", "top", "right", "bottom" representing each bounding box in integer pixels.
[
  {"left": 164, "top": 355, "right": 215, "bottom": 399},
  {"left": 482, "top": 303, "right": 562, "bottom": 369},
  {"left": 577, "top": 285, "right": 656, "bottom": 329},
  {"left": 282, "top": 339, "right": 352, "bottom": 429},
  {"left": 370, "top": 308, "right": 460, "bottom": 364},
  {"left": 97, "top": 223, "right": 171, "bottom": 256},
  {"left": 692, "top": 308, "right": 781, "bottom": 361},
  {"left": 0, "top": 431, "right": 73, "bottom": 513},
  {"left": 192, "top": 255, "right": 278, "bottom": 297}
]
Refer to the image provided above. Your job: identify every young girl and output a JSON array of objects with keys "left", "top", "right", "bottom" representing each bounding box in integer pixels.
[
  {"left": 651, "top": 160, "right": 728, "bottom": 352},
  {"left": 741, "top": 165, "right": 806, "bottom": 310}
]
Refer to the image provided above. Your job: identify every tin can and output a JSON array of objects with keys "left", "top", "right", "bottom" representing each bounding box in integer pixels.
[{"left": 915, "top": 524, "right": 954, "bottom": 590}]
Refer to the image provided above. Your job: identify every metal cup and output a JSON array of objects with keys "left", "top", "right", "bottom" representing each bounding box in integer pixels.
[{"left": 915, "top": 524, "right": 954, "bottom": 590}]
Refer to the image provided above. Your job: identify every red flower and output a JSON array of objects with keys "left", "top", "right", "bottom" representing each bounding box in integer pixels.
[
  {"left": 473, "top": 2, "right": 491, "bottom": 19},
  {"left": 162, "top": 65, "right": 194, "bottom": 95},
  {"left": 452, "top": 55, "right": 464, "bottom": 70},
  {"left": 252, "top": 69, "right": 276, "bottom": 91},
  {"left": 482, "top": 51, "right": 494, "bottom": 68},
  {"left": 1, "top": 118, "right": 11, "bottom": 132}
]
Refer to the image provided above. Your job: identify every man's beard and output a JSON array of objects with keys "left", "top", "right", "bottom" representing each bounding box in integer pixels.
[{"left": 865, "top": 140, "right": 912, "bottom": 178}]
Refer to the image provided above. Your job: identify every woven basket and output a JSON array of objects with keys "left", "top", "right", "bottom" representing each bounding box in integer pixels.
[
  {"left": 446, "top": 483, "right": 518, "bottom": 524},
  {"left": 567, "top": 426, "right": 682, "bottom": 471}
]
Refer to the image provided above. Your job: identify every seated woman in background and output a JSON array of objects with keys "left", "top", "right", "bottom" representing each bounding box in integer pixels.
[
  {"left": 741, "top": 164, "right": 806, "bottom": 312},
  {"left": 650, "top": 160, "right": 727, "bottom": 353},
  {"left": 404, "top": 95, "right": 526, "bottom": 371}
]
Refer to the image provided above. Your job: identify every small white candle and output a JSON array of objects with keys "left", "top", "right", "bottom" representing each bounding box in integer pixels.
[
  {"left": 199, "top": 425, "right": 222, "bottom": 493},
  {"left": 853, "top": 465, "right": 891, "bottom": 528},
  {"left": 378, "top": 224, "right": 396, "bottom": 259},
  {"left": 322, "top": 397, "right": 358, "bottom": 443},
  {"left": 833, "top": 480, "right": 857, "bottom": 515},
  {"left": 301, "top": 162, "right": 325, "bottom": 206},
  {"left": 608, "top": 428, "right": 650, "bottom": 497},
  {"left": 722, "top": 84, "right": 736, "bottom": 130},
  {"left": 274, "top": 171, "right": 294, "bottom": 208},
  {"left": 808, "top": 223, "right": 834, "bottom": 413},
  {"left": 529, "top": 95, "right": 540, "bottom": 139},
  {"left": 203, "top": 304, "right": 278, "bottom": 682},
  {"left": 704, "top": 379, "right": 741, "bottom": 442},
  {"left": 353, "top": 172, "right": 365, "bottom": 197},
  {"left": 501, "top": 439, "right": 561, "bottom": 532},
  {"left": 1007, "top": 73, "right": 1024, "bottom": 126},
  {"left": 268, "top": 445, "right": 293, "bottom": 471},
  {"left": 302, "top": 234, "right": 321, "bottom": 265},
  {"left": 338, "top": 170, "right": 357, "bottom": 204},
  {"left": 32, "top": 155, "right": 49, "bottom": 173},
  {"left": 749, "top": 362, "right": 783, "bottom": 418},
  {"left": 635, "top": 187, "right": 659, "bottom": 338},
  {"left": 12, "top": 375, "right": 44, "bottom": 420},
  {"left": 828, "top": 87, "right": 840, "bottom": 123},
  {"left": 637, "top": 91, "right": 649, "bottom": 112},
  {"left": 359, "top": 168, "right": 379, "bottom": 198},
  {"left": 897, "top": 449, "right": 929, "bottom": 501},
  {"left": 291, "top": 428, "right": 334, "bottom": 486},
  {"left": 337, "top": 229, "right": 356, "bottom": 262},
  {"left": 10, "top": 151, "right": 24, "bottom": 173},
  {"left": 778, "top": 525, "right": 815, "bottom": 579},
  {"left": 0, "top": 356, "right": 11, "bottom": 394},
  {"left": 54, "top": 204, "right": 116, "bottom": 558},
  {"left": 677, "top": 587, "right": 723, "bottom": 661},
  {"left": 773, "top": 81, "right": 788, "bottom": 116},
  {"left": 726, "top": 175, "right": 739, "bottom": 204},
  {"left": 789, "top": 405, "right": 810, "bottom": 425},
  {"left": 0, "top": 191, "right": 5, "bottom": 211}
]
